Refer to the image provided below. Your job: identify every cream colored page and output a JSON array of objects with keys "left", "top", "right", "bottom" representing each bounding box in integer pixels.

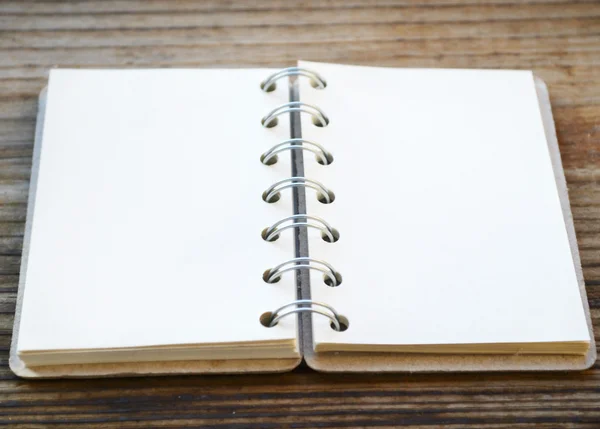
[
  {"left": 18, "top": 69, "right": 297, "bottom": 352},
  {"left": 299, "top": 61, "right": 590, "bottom": 347}
]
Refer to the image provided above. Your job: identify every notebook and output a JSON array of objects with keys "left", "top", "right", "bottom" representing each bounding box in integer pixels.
[{"left": 9, "top": 61, "right": 596, "bottom": 378}]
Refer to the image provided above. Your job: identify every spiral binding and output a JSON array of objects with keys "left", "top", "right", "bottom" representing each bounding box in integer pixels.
[
  {"left": 262, "top": 177, "right": 334, "bottom": 204},
  {"left": 263, "top": 300, "right": 343, "bottom": 331},
  {"left": 261, "top": 102, "right": 329, "bottom": 128},
  {"left": 260, "top": 139, "right": 333, "bottom": 166},
  {"left": 259, "top": 67, "right": 348, "bottom": 332},
  {"left": 260, "top": 67, "right": 327, "bottom": 92},
  {"left": 264, "top": 257, "right": 341, "bottom": 286},
  {"left": 262, "top": 214, "right": 338, "bottom": 243}
]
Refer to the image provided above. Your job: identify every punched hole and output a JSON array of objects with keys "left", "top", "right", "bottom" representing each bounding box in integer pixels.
[
  {"left": 311, "top": 116, "right": 329, "bottom": 127},
  {"left": 316, "top": 152, "right": 334, "bottom": 165},
  {"left": 331, "top": 315, "right": 349, "bottom": 332},
  {"left": 262, "top": 117, "right": 279, "bottom": 128},
  {"left": 310, "top": 79, "right": 327, "bottom": 89},
  {"left": 321, "top": 228, "right": 340, "bottom": 243},
  {"left": 262, "top": 269, "right": 280, "bottom": 284},
  {"left": 260, "top": 311, "right": 275, "bottom": 327},
  {"left": 260, "top": 153, "right": 278, "bottom": 166},
  {"left": 323, "top": 272, "right": 343, "bottom": 287},
  {"left": 261, "top": 228, "right": 279, "bottom": 242},
  {"left": 317, "top": 190, "right": 335, "bottom": 204},
  {"left": 262, "top": 190, "right": 281, "bottom": 203},
  {"left": 261, "top": 82, "right": 276, "bottom": 92}
]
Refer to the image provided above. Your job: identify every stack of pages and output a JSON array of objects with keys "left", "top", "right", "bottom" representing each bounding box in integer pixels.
[{"left": 10, "top": 61, "right": 595, "bottom": 377}]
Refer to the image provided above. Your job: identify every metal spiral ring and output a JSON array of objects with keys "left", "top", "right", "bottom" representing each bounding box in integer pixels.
[
  {"left": 260, "top": 67, "right": 327, "bottom": 92},
  {"left": 267, "top": 299, "right": 342, "bottom": 331},
  {"left": 260, "top": 138, "right": 333, "bottom": 166},
  {"left": 265, "top": 257, "right": 341, "bottom": 286},
  {"left": 261, "top": 102, "right": 329, "bottom": 128},
  {"left": 263, "top": 214, "right": 337, "bottom": 242},
  {"left": 263, "top": 177, "right": 333, "bottom": 204}
]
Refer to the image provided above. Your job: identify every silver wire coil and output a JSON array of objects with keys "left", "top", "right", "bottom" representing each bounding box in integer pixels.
[
  {"left": 260, "top": 138, "right": 333, "bottom": 166},
  {"left": 261, "top": 102, "right": 329, "bottom": 128},
  {"left": 262, "top": 177, "right": 334, "bottom": 204},
  {"left": 265, "top": 299, "right": 343, "bottom": 331},
  {"left": 260, "top": 67, "right": 327, "bottom": 92},
  {"left": 262, "top": 214, "right": 338, "bottom": 242},
  {"left": 264, "top": 257, "right": 341, "bottom": 286}
]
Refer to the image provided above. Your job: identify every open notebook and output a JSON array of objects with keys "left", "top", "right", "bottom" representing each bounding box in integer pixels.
[{"left": 10, "top": 61, "right": 595, "bottom": 377}]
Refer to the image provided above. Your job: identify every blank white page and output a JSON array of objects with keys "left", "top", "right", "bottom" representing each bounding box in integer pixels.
[
  {"left": 299, "top": 61, "right": 590, "bottom": 349},
  {"left": 18, "top": 69, "right": 299, "bottom": 354}
]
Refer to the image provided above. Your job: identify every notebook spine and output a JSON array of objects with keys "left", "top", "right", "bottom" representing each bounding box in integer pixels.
[{"left": 258, "top": 67, "right": 348, "bottom": 332}]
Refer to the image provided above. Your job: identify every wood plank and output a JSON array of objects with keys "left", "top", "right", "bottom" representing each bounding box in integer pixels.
[
  {"left": 0, "top": 237, "right": 23, "bottom": 256},
  {"left": 1, "top": 37, "right": 599, "bottom": 80},
  {"left": 1, "top": 0, "right": 597, "bottom": 15},
  {"left": 1, "top": 18, "right": 599, "bottom": 50},
  {"left": 0, "top": 275, "right": 19, "bottom": 293},
  {"left": 0, "top": 3, "right": 597, "bottom": 31}
]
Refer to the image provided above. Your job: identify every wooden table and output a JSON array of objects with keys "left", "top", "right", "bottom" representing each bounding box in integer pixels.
[{"left": 1, "top": 1, "right": 599, "bottom": 427}]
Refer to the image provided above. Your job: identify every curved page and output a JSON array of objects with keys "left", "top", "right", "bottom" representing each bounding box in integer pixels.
[
  {"left": 17, "top": 69, "right": 299, "bottom": 365},
  {"left": 300, "top": 61, "right": 590, "bottom": 355}
]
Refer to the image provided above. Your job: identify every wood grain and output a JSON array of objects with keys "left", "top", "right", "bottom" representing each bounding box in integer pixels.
[{"left": 0, "top": 0, "right": 599, "bottom": 427}]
